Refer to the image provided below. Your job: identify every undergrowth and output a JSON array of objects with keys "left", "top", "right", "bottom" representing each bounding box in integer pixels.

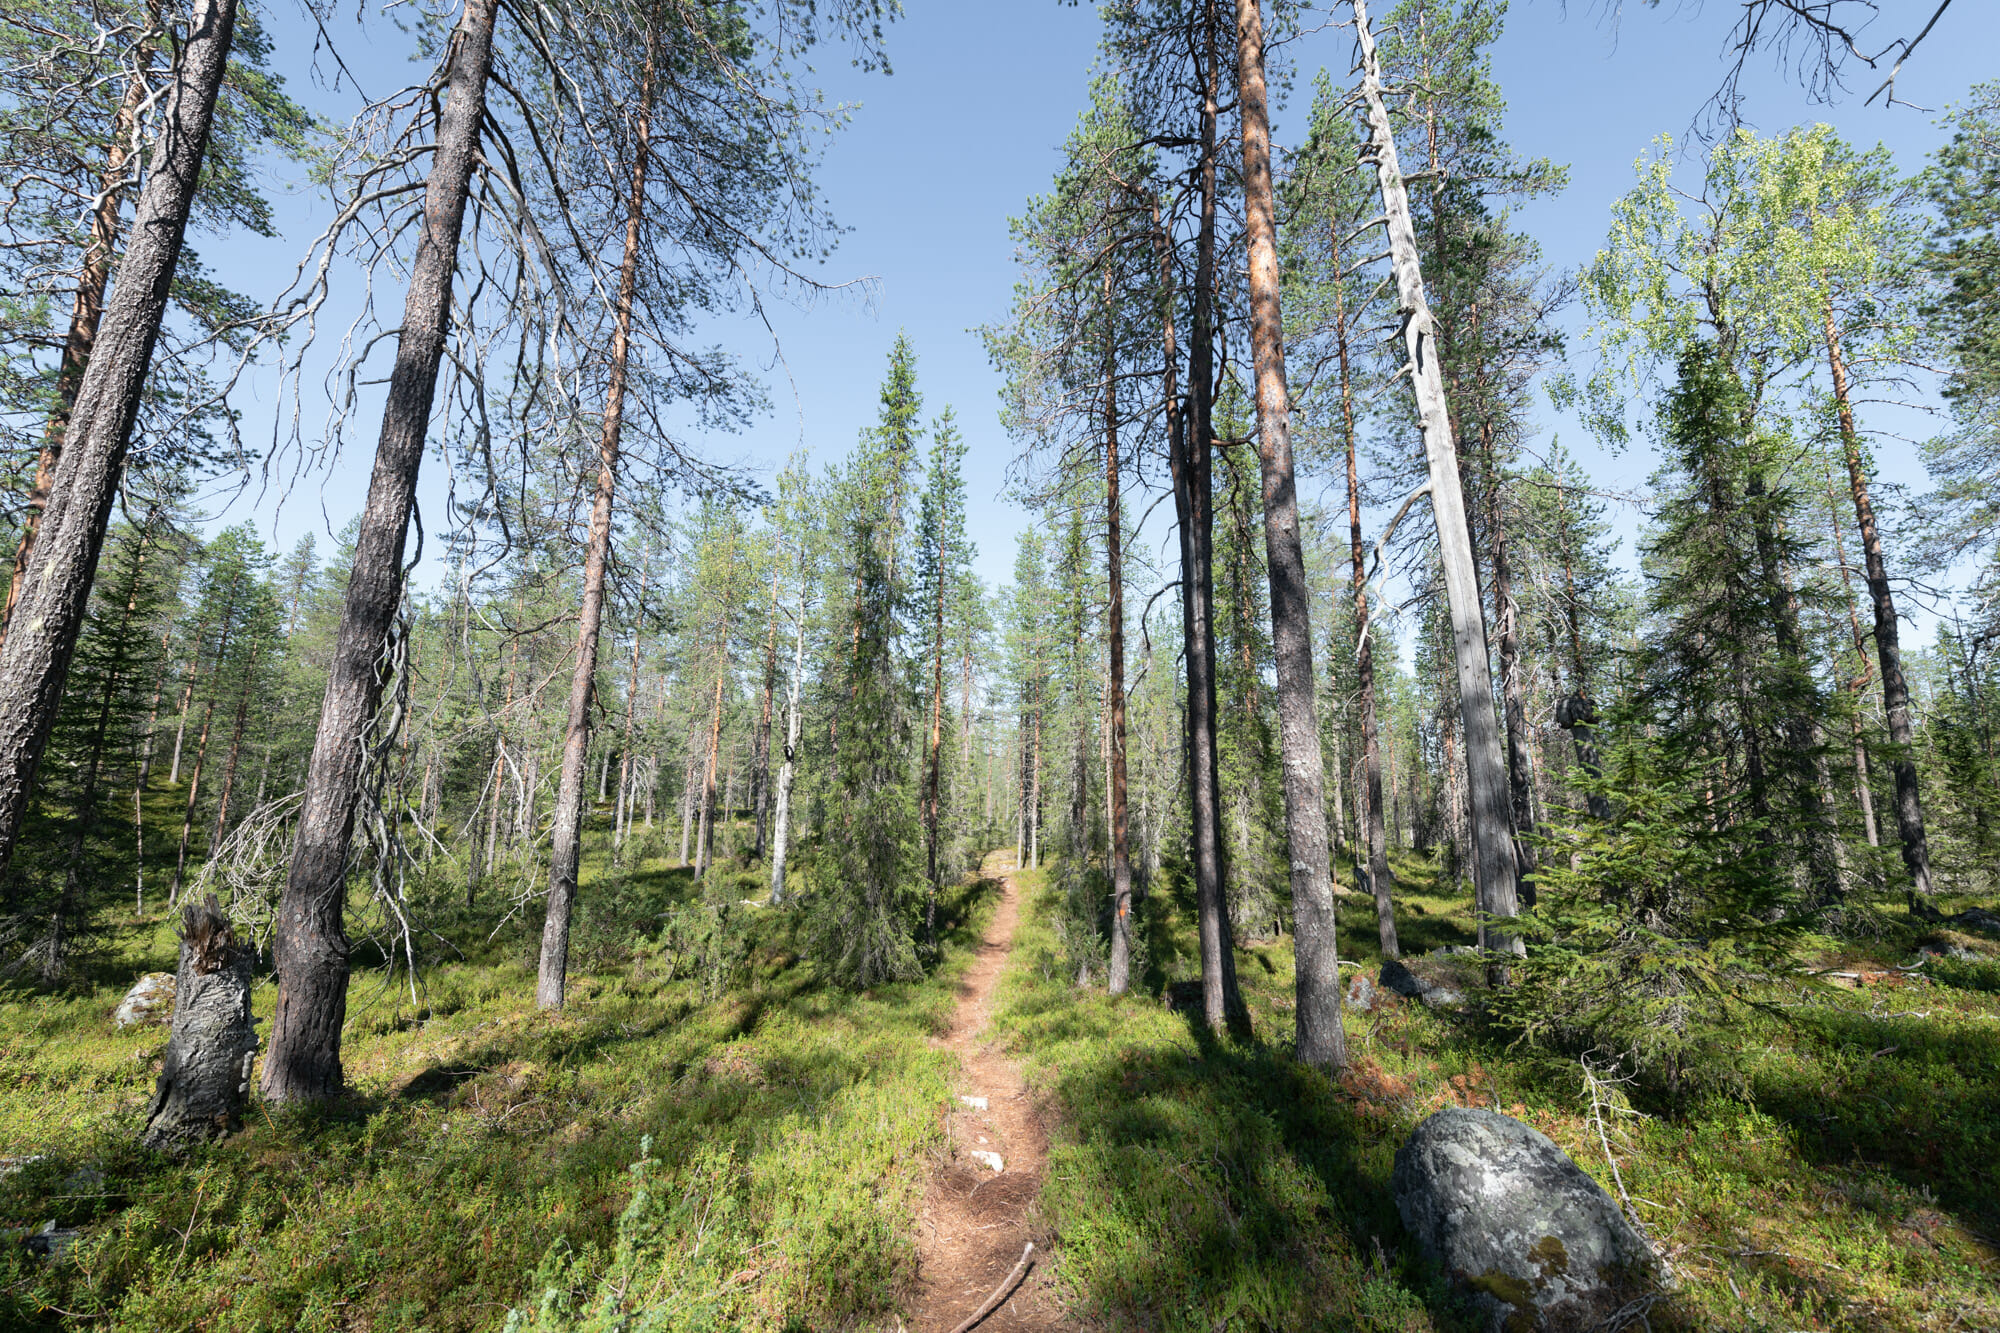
[
  {"left": 993, "top": 852, "right": 2000, "bottom": 1333},
  {"left": 0, "top": 832, "right": 998, "bottom": 1332}
]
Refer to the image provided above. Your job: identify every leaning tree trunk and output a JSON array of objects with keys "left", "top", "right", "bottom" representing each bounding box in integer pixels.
[
  {"left": 1825, "top": 300, "right": 1934, "bottom": 906},
  {"left": 537, "top": 40, "right": 653, "bottom": 1011},
  {"left": 1237, "top": 0, "right": 1344, "bottom": 1068},
  {"left": 1353, "top": 0, "right": 1519, "bottom": 962},
  {"left": 1103, "top": 280, "right": 1136, "bottom": 997},
  {"left": 0, "top": 0, "right": 239, "bottom": 879},
  {"left": 143, "top": 896, "right": 256, "bottom": 1153},
  {"left": 263, "top": 0, "right": 497, "bottom": 1103}
]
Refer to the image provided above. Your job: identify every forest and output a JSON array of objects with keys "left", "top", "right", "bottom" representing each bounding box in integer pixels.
[{"left": 0, "top": 0, "right": 1995, "bottom": 1329}]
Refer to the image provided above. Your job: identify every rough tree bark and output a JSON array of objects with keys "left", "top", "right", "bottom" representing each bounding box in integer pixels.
[
  {"left": 143, "top": 896, "right": 256, "bottom": 1153},
  {"left": 537, "top": 36, "right": 654, "bottom": 1011},
  {"left": 263, "top": 0, "right": 497, "bottom": 1102},
  {"left": 1824, "top": 301, "right": 1933, "bottom": 905},
  {"left": 1353, "top": 0, "right": 1520, "bottom": 961},
  {"left": 1236, "top": 0, "right": 1344, "bottom": 1067},
  {"left": 0, "top": 0, "right": 239, "bottom": 879}
]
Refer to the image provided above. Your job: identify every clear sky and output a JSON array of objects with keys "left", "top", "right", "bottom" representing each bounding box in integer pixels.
[{"left": 212, "top": 0, "right": 1997, "bottom": 621}]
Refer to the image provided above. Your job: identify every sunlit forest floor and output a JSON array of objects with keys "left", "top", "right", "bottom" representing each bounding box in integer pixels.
[{"left": 1, "top": 831, "right": 1995, "bottom": 1330}]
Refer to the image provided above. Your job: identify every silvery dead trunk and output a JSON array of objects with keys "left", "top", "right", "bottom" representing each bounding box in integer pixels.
[
  {"left": 768, "top": 604, "right": 807, "bottom": 904},
  {"left": 1353, "top": 0, "right": 1520, "bottom": 960},
  {"left": 143, "top": 897, "right": 255, "bottom": 1152}
]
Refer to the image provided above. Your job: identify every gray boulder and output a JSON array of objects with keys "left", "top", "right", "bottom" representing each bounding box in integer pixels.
[
  {"left": 112, "top": 972, "right": 176, "bottom": 1028},
  {"left": 1380, "top": 951, "right": 1474, "bottom": 1008},
  {"left": 1394, "top": 1107, "right": 1658, "bottom": 1331}
]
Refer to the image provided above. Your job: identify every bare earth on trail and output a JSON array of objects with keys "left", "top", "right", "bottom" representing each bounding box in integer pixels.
[{"left": 907, "top": 856, "right": 1068, "bottom": 1333}]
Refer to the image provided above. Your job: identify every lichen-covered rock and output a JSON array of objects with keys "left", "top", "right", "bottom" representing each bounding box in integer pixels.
[
  {"left": 112, "top": 972, "right": 176, "bottom": 1028},
  {"left": 1394, "top": 1107, "right": 1658, "bottom": 1331},
  {"left": 141, "top": 898, "right": 257, "bottom": 1153},
  {"left": 1346, "top": 971, "right": 1379, "bottom": 1013}
]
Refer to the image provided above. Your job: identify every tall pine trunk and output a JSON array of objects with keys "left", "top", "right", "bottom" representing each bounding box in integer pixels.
[
  {"left": 537, "top": 39, "right": 654, "bottom": 1010},
  {"left": 1104, "top": 279, "right": 1136, "bottom": 996},
  {"left": 0, "top": 0, "right": 239, "bottom": 877},
  {"left": 1824, "top": 301, "right": 1933, "bottom": 905},
  {"left": 1236, "top": 0, "right": 1343, "bottom": 1067},
  {"left": 1354, "top": 0, "right": 1519, "bottom": 964},
  {"left": 1180, "top": 3, "right": 1246, "bottom": 1032},
  {"left": 264, "top": 0, "right": 497, "bottom": 1102}
]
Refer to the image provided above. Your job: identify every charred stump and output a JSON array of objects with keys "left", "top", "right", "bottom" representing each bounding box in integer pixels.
[{"left": 142, "top": 896, "right": 256, "bottom": 1152}]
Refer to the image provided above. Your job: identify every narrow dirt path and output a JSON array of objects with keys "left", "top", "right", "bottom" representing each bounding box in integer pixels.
[{"left": 907, "top": 855, "right": 1066, "bottom": 1333}]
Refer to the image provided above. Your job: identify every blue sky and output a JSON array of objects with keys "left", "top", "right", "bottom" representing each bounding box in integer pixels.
[{"left": 213, "top": 0, "right": 1997, "bottom": 621}]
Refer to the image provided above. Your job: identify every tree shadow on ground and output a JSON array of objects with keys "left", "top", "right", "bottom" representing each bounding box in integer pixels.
[{"left": 1020, "top": 987, "right": 1478, "bottom": 1332}]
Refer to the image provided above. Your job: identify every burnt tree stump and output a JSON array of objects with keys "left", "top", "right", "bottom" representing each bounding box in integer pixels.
[{"left": 142, "top": 897, "right": 256, "bottom": 1152}]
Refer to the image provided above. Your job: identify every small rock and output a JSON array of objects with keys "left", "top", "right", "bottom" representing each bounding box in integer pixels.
[
  {"left": 1394, "top": 1107, "right": 1659, "bottom": 1332},
  {"left": 959, "top": 1095, "right": 989, "bottom": 1111},
  {"left": 112, "top": 973, "right": 176, "bottom": 1029},
  {"left": 969, "top": 1149, "right": 1004, "bottom": 1173},
  {"left": 1345, "top": 972, "right": 1378, "bottom": 1013},
  {"left": 23, "top": 1220, "right": 80, "bottom": 1258}
]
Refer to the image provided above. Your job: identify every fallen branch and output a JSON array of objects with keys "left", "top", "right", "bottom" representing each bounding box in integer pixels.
[{"left": 946, "top": 1242, "right": 1035, "bottom": 1333}]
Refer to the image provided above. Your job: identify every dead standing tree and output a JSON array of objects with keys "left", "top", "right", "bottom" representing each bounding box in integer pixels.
[{"left": 1350, "top": 0, "right": 1521, "bottom": 963}]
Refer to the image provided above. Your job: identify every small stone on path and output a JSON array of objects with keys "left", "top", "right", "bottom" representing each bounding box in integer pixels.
[
  {"left": 960, "top": 1095, "right": 989, "bottom": 1110},
  {"left": 969, "top": 1150, "right": 1004, "bottom": 1173}
]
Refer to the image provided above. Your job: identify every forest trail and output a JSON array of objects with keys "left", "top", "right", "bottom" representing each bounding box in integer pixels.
[{"left": 907, "top": 855, "right": 1066, "bottom": 1333}]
